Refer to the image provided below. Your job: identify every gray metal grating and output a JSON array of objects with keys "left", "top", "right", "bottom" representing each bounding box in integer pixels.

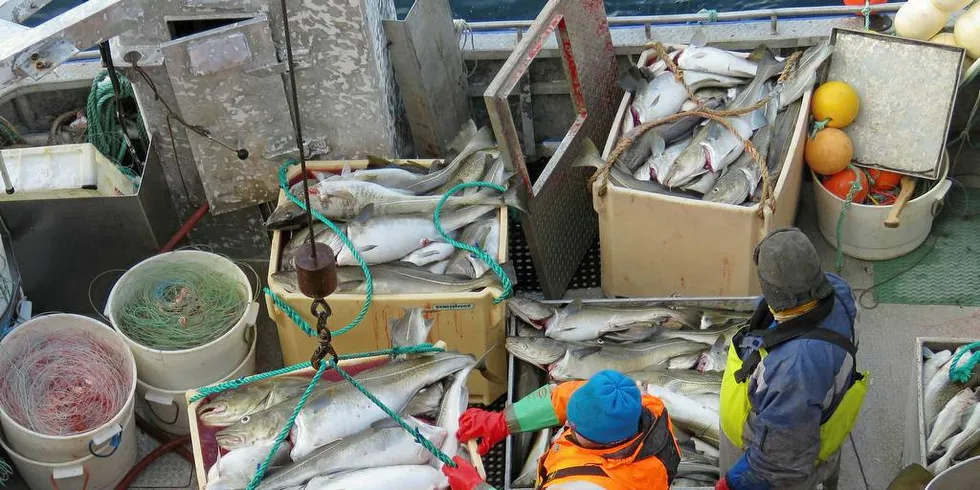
[{"left": 509, "top": 214, "right": 602, "bottom": 292}]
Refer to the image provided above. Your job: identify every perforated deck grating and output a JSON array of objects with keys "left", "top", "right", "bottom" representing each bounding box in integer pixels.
[{"left": 508, "top": 215, "right": 602, "bottom": 294}]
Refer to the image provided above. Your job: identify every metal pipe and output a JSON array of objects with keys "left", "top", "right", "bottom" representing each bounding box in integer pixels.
[
  {"left": 466, "top": 3, "right": 903, "bottom": 30},
  {"left": 0, "top": 149, "right": 14, "bottom": 194}
]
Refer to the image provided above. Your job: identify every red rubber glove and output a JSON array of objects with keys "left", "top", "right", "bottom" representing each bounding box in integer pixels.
[
  {"left": 442, "top": 456, "right": 486, "bottom": 490},
  {"left": 715, "top": 477, "right": 731, "bottom": 490},
  {"left": 457, "top": 407, "right": 509, "bottom": 455}
]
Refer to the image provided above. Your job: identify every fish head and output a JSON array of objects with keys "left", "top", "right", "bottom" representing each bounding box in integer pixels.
[
  {"left": 507, "top": 297, "right": 557, "bottom": 328},
  {"left": 317, "top": 185, "right": 361, "bottom": 219},
  {"left": 214, "top": 405, "right": 291, "bottom": 450},
  {"left": 663, "top": 144, "right": 709, "bottom": 188},
  {"left": 506, "top": 337, "right": 567, "bottom": 367}
]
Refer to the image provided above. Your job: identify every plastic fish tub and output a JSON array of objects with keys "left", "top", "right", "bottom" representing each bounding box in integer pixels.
[
  {"left": 0, "top": 143, "right": 126, "bottom": 195},
  {"left": 137, "top": 330, "right": 256, "bottom": 436},
  {"left": 597, "top": 48, "right": 811, "bottom": 298},
  {"left": 186, "top": 354, "right": 392, "bottom": 490},
  {"left": 105, "top": 250, "right": 260, "bottom": 391},
  {"left": 503, "top": 297, "right": 756, "bottom": 490},
  {"left": 904, "top": 337, "right": 980, "bottom": 468},
  {"left": 267, "top": 160, "right": 509, "bottom": 405},
  {"left": 925, "top": 454, "right": 980, "bottom": 489}
]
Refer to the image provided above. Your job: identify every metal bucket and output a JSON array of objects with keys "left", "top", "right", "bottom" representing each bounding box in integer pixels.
[
  {"left": 926, "top": 455, "right": 980, "bottom": 489},
  {"left": 105, "top": 250, "right": 259, "bottom": 391}
]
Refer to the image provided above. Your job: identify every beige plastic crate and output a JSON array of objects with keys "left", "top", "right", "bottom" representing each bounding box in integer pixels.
[
  {"left": 267, "top": 160, "right": 508, "bottom": 405},
  {"left": 596, "top": 48, "right": 810, "bottom": 298}
]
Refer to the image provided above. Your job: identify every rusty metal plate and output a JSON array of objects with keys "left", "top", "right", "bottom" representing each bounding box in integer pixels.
[
  {"left": 484, "top": 0, "right": 621, "bottom": 299},
  {"left": 827, "top": 28, "right": 963, "bottom": 180},
  {"left": 162, "top": 15, "right": 296, "bottom": 214}
]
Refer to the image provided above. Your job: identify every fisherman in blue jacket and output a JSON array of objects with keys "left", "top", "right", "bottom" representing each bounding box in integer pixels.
[{"left": 716, "top": 228, "right": 870, "bottom": 490}]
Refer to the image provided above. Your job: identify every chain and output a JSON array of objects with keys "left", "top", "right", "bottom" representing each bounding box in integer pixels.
[{"left": 309, "top": 298, "right": 338, "bottom": 369}]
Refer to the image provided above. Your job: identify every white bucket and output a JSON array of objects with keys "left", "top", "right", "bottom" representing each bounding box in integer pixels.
[
  {"left": 814, "top": 155, "right": 953, "bottom": 261},
  {"left": 0, "top": 408, "right": 137, "bottom": 490},
  {"left": 0, "top": 314, "right": 137, "bottom": 463},
  {"left": 137, "top": 326, "right": 257, "bottom": 435},
  {"left": 926, "top": 455, "right": 980, "bottom": 489},
  {"left": 105, "top": 251, "right": 259, "bottom": 391}
]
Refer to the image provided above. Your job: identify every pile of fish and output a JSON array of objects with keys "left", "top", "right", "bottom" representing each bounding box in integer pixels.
[
  {"left": 198, "top": 310, "right": 480, "bottom": 489},
  {"left": 269, "top": 120, "right": 521, "bottom": 296},
  {"left": 506, "top": 296, "right": 752, "bottom": 487},
  {"left": 922, "top": 345, "right": 980, "bottom": 474},
  {"left": 589, "top": 34, "right": 833, "bottom": 206}
]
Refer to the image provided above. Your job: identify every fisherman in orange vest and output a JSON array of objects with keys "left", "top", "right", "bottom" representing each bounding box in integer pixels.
[{"left": 441, "top": 370, "right": 681, "bottom": 489}]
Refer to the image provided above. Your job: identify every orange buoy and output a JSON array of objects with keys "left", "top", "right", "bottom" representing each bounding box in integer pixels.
[
  {"left": 867, "top": 168, "right": 903, "bottom": 193},
  {"left": 823, "top": 167, "right": 869, "bottom": 203},
  {"left": 805, "top": 128, "right": 854, "bottom": 176},
  {"left": 812, "top": 81, "right": 861, "bottom": 128}
]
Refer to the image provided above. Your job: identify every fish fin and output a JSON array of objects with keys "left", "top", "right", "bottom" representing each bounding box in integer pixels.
[
  {"left": 501, "top": 185, "right": 528, "bottom": 214},
  {"left": 352, "top": 204, "right": 375, "bottom": 224},
  {"left": 620, "top": 66, "right": 645, "bottom": 92},
  {"left": 748, "top": 45, "right": 783, "bottom": 79},
  {"left": 401, "top": 160, "right": 431, "bottom": 173},
  {"left": 572, "top": 138, "right": 605, "bottom": 170},
  {"left": 449, "top": 120, "right": 479, "bottom": 154},
  {"left": 690, "top": 29, "right": 707, "bottom": 48},
  {"left": 749, "top": 108, "right": 769, "bottom": 131},
  {"left": 341, "top": 162, "right": 353, "bottom": 176},
  {"left": 426, "top": 159, "right": 448, "bottom": 173},
  {"left": 712, "top": 334, "right": 727, "bottom": 350},
  {"left": 564, "top": 299, "right": 584, "bottom": 316},
  {"left": 358, "top": 244, "right": 378, "bottom": 253},
  {"left": 366, "top": 155, "right": 394, "bottom": 168}
]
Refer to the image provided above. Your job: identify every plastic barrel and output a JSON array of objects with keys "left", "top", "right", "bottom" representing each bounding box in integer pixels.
[
  {"left": 106, "top": 251, "right": 259, "bottom": 391},
  {"left": 0, "top": 408, "right": 137, "bottom": 490},
  {"left": 926, "top": 455, "right": 980, "bottom": 489},
  {"left": 0, "top": 314, "right": 137, "bottom": 463},
  {"left": 137, "top": 328, "right": 257, "bottom": 435},
  {"left": 814, "top": 154, "right": 952, "bottom": 261}
]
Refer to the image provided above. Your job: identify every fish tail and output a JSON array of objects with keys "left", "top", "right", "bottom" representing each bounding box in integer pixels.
[
  {"left": 571, "top": 138, "right": 605, "bottom": 170},
  {"left": 500, "top": 186, "right": 528, "bottom": 213}
]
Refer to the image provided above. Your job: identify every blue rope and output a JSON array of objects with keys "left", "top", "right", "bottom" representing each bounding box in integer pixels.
[
  {"left": 433, "top": 181, "right": 514, "bottom": 304},
  {"left": 949, "top": 342, "right": 980, "bottom": 383}
]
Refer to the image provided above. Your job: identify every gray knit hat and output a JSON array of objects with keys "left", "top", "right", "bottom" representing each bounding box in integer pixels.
[{"left": 753, "top": 228, "right": 834, "bottom": 311}]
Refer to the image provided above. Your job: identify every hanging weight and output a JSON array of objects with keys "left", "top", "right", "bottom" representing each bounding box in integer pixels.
[{"left": 294, "top": 242, "right": 337, "bottom": 299}]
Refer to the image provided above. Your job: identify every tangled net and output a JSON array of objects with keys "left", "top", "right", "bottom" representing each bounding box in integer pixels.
[
  {"left": 114, "top": 262, "right": 247, "bottom": 351},
  {"left": 0, "top": 330, "right": 133, "bottom": 436}
]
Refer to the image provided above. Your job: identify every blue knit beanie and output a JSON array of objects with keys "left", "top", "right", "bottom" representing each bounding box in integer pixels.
[{"left": 566, "top": 370, "right": 642, "bottom": 445}]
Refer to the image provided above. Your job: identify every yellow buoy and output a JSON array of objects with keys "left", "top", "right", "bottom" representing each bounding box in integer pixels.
[
  {"left": 805, "top": 128, "right": 854, "bottom": 176},
  {"left": 929, "top": 32, "right": 960, "bottom": 47},
  {"left": 812, "top": 81, "right": 860, "bottom": 129},
  {"left": 896, "top": 0, "right": 951, "bottom": 41},
  {"left": 955, "top": 10, "right": 980, "bottom": 59},
  {"left": 930, "top": 0, "right": 972, "bottom": 13}
]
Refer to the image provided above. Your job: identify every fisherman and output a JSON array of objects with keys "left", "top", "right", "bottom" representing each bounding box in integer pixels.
[
  {"left": 716, "top": 228, "right": 868, "bottom": 490},
  {"left": 441, "top": 369, "right": 681, "bottom": 489}
]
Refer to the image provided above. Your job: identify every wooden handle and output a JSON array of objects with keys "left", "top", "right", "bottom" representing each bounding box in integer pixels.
[
  {"left": 466, "top": 439, "right": 487, "bottom": 480},
  {"left": 885, "top": 176, "right": 917, "bottom": 229}
]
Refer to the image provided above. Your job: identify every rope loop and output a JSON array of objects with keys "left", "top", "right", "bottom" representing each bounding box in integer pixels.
[{"left": 949, "top": 341, "right": 980, "bottom": 383}]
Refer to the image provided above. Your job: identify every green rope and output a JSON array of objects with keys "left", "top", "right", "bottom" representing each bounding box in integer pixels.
[
  {"left": 835, "top": 166, "right": 864, "bottom": 273},
  {"left": 949, "top": 342, "right": 980, "bottom": 383},
  {"left": 434, "top": 181, "right": 514, "bottom": 304},
  {"left": 277, "top": 160, "right": 373, "bottom": 336},
  {"left": 862, "top": 0, "right": 872, "bottom": 31},
  {"left": 810, "top": 118, "right": 831, "bottom": 139},
  {"left": 0, "top": 116, "right": 24, "bottom": 147},
  {"left": 86, "top": 70, "right": 147, "bottom": 167},
  {"left": 0, "top": 457, "right": 10, "bottom": 486},
  {"left": 697, "top": 8, "right": 719, "bottom": 23}
]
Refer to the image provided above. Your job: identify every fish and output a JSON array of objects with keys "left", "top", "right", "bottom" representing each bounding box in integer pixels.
[
  {"left": 206, "top": 442, "right": 292, "bottom": 490},
  {"left": 253, "top": 418, "right": 447, "bottom": 490},
  {"left": 637, "top": 137, "right": 690, "bottom": 184},
  {"left": 427, "top": 260, "right": 450, "bottom": 275},
  {"left": 402, "top": 382, "right": 446, "bottom": 419},
  {"left": 601, "top": 324, "right": 663, "bottom": 344},
  {"left": 699, "top": 310, "right": 751, "bottom": 330},
  {"left": 468, "top": 217, "right": 500, "bottom": 278},
  {"left": 684, "top": 70, "right": 748, "bottom": 91},
  {"left": 630, "top": 369, "right": 723, "bottom": 396},
  {"left": 667, "top": 352, "right": 703, "bottom": 370},
  {"left": 930, "top": 395, "right": 980, "bottom": 473},
  {"left": 924, "top": 347, "right": 980, "bottom": 428},
  {"left": 751, "top": 100, "right": 803, "bottom": 203},
  {"left": 664, "top": 47, "right": 781, "bottom": 186},
  {"left": 691, "top": 393, "right": 720, "bottom": 412},
  {"left": 304, "top": 465, "right": 447, "bottom": 490},
  {"left": 572, "top": 139, "right": 678, "bottom": 197},
  {"left": 387, "top": 308, "right": 434, "bottom": 349},
  {"left": 632, "top": 71, "right": 689, "bottom": 124},
  {"left": 507, "top": 296, "right": 557, "bottom": 328},
  {"left": 334, "top": 204, "right": 495, "bottom": 266},
  {"left": 681, "top": 169, "right": 721, "bottom": 196},
  {"left": 198, "top": 376, "right": 313, "bottom": 427},
  {"left": 216, "top": 402, "right": 297, "bottom": 450},
  {"left": 703, "top": 123, "right": 774, "bottom": 205},
  {"left": 481, "top": 149, "right": 511, "bottom": 188},
  {"left": 513, "top": 429, "right": 550, "bottom": 488},
  {"left": 775, "top": 41, "right": 833, "bottom": 110},
  {"left": 326, "top": 162, "right": 427, "bottom": 191},
  {"left": 435, "top": 151, "right": 494, "bottom": 196},
  {"left": 677, "top": 460, "right": 720, "bottom": 478},
  {"left": 280, "top": 223, "right": 346, "bottom": 271},
  {"left": 435, "top": 361, "right": 475, "bottom": 470},
  {"left": 646, "top": 384, "right": 720, "bottom": 446},
  {"left": 927, "top": 388, "right": 977, "bottom": 454},
  {"left": 924, "top": 348, "right": 954, "bottom": 387},
  {"left": 290, "top": 353, "right": 474, "bottom": 460},
  {"left": 265, "top": 179, "right": 323, "bottom": 231},
  {"left": 400, "top": 242, "right": 457, "bottom": 267},
  {"left": 334, "top": 264, "right": 510, "bottom": 295},
  {"left": 549, "top": 339, "right": 707, "bottom": 381},
  {"left": 445, "top": 219, "right": 494, "bottom": 278},
  {"left": 676, "top": 32, "right": 759, "bottom": 78},
  {"left": 506, "top": 336, "right": 570, "bottom": 368},
  {"left": 406, "top": 124, "right": 497, "bottom": 194},
  {"left": 545, "top": 300, "right": 701, "bottom": 343},
  {"left": 270, "top": 267, "right": 371, "bottom": 295},
  {"left": 615, "top": 130, "right": 666, "bottom": 174},
  {"left": 696, "top": 337, "right": 729, "bottom": 373}
]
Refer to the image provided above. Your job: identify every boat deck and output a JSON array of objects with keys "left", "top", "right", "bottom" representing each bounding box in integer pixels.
[{"left": 6, "top": 178, "right": 980, "bottom": 489}]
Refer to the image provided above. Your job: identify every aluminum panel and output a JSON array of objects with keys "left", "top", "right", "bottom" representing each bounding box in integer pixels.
[
  {"left": 162, "top": 15, "right": 296, "bottom": 214},
  {"left": 484, "top": 0, "right": 621, "bottom": 299},
  {"left": 827, "top": 29, "right": 962, "bottom": 180}
]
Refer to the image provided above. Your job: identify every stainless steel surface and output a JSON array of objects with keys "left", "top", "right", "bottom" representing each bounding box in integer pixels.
[
  {"left": 827, "top": 28, "right": 963, "bottom": 180},
  {"left": 0, "top": 0, "right": 56, "bottom": 23},
  {"left": 383, "top": 0, "right": 470, "bottom": 157},
  {"left": 484, "top": 0, "right": 621, "bottom": 299},
  {"left": 161, "top": 15, "right": 296, "bottom": 215},
  {"left": 0, "top": 145, "right": 177, "bottom": 314}
]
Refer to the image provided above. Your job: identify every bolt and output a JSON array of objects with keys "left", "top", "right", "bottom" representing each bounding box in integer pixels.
[
  {"left": 34, "top": 60, "right": 51, "bottom": 70},
  {"left": 29, "top": 53, "right": 39, "bottom": 61}
]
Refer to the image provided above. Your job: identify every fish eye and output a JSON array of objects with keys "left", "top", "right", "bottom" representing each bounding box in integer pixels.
[{"left": 240, "top": 415, "right": 250, "bottom": 424}]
